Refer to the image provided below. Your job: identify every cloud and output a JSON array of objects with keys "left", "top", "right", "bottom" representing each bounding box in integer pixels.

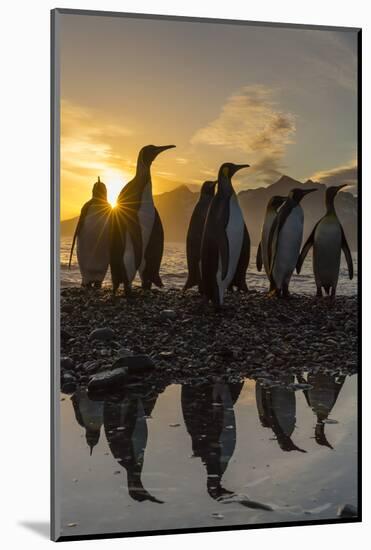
[
  {"left": 310, "top": 160, "right": 358, "bottom": 193},
  {"left": 61, "top": 100, "right": 132, "bottom": 176},
  {"left": 190, "top": 85, "right": 296, "bottom": 186}
]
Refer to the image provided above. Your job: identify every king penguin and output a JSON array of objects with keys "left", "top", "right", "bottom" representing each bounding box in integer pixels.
[
  {"left": 267, "top": 187, "right": 317, "bottom": 297},
  {"left": 69, "top": 177, "right": 111, "bottom": 288},
  {"left": 296, "top": 184, "right": 353, "bottom": 298},
  {"left": 200, "top": 162, "right": 250, "bottom": 308},
  {"left": 184, "top": 180, "right": 217, "bottom": 292},
  {"left": 256, "top": 195, "right": 286, "bottom": 289},
  {"left": 110, "top": 144, "right": 175, "bottom": 294}
]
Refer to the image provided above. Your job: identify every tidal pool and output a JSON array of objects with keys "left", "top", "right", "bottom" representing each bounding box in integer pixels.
[{"left": 59, "top": 373, "right": 358, "bottom": 538}]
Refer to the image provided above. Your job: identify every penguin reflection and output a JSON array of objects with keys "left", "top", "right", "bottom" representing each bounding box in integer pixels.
[
  {"left": 104, "top": 384, "right": 164, "bottom": 503},
  {"left": 256, "top": 377, "right": 306, "bottom": 453},
  {"left": 181, "top": 381, "right": 243, "bottom": 500},
  {"left": 298, "top": 373, "right": 346, "bottom": 449},
  {"left": 71, "top": 389, "right": 104, "bottom": 455}
]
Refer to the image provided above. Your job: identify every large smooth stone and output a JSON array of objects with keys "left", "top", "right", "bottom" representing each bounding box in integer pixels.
[
  {"left": 88, "top": 367, "right": 128, "bottom": 392},
  {"left": 112, "top": 355, "right": 155, "bottom": 374},
  {"left": 88, "top": 328, "right": 116, "bottom": 342}
]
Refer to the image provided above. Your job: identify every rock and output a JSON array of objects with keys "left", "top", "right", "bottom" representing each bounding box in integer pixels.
[
  {"left": 117, "top": 348, "right": 132, "bottom": 358},
  {"left": 160, "top": 309, "right": 177, "bottom": 320},
  {"left": 159, "top": 351, "right": 174, "bottom": 359},
  {"left": 61, "top": 372, "right": 76, "bottom": 394},
  {"left": 112, "top": 355, "right": 155, "bottom": 374},
  {"left": 82, "top": 360, "right": 100, "bottom": 374},
  {"left": 61, "top": 329, "right": 72, "bottom": 343},
  {"left": 337, "top": 504, "right": 357, "bottom": 518},
  {"left": 89, "top": 328, "right": 116, "bottom": 342},
  {"left": 211, "top": 513, "right": 224, "bottom": 519},
  {"left": 61, "top": 357, "right": 74, "bottom": 371},
  {"left": 88, "top": 367, "right": 128, "bottom": 392}
]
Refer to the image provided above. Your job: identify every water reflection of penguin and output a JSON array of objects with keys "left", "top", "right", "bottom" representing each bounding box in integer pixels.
[
  {"left": 255, "top": 377, "right": 306, "bottom": 453},
  {"left": 104, "top": 384, "right": 164, "bottom": 503},
  {"left": 298, "top": 373, "right": 346, "bottom": 449},
  {"left": 71, "top": 389, "right": 104, "bottom": 455},
  {"left": 181, "top": 381, "right": 243, "bottom": 500}
]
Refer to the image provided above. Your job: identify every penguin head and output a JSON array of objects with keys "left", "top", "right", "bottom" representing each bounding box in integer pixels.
[
  {"left": 289, "top": 187, "right": 317, "bottom": 204},
  {"left": 86, "top": 428, "right": 100, "bottom": 455},
  {"left": 140, "top": 144, "right": 176, "bottom": 167},
  {"left": 92, "top": 177, "right": 107, "bottom": 200},
  {"left": 326, "top": 184, "right": 348, "bottom": 201},
  {"left": 201, "top": 180, "right": 217, "bottom": 197},
  {"left": 268, "top": 195, "right": 286, "bottom": 210},
  {"left": 218, "top": 162, "right": 250, "bottom": 179}
]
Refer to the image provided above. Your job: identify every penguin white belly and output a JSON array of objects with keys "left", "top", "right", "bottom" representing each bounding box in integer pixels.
[
  {"left": 216, "top": 195, "right": 244, "bottom": 304},
  {"left": 273, "top": 206, "right": 303, "bottom": 289},
  {"left": 262, "top": 210, "right": 276, "bottom": 275},
  {"left": 313, "top": 219, "right": 342, "bottom": 287},
  {"left": 77, "top": 205, "right": 110, "bottom": 285},
  {"left": 138, "top": 182, "right": 155, "bottom": 275}
]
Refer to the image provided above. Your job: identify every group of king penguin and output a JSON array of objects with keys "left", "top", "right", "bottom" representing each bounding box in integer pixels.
[{"left": 69, "top": 144, "right": 353, "bottom": 309}]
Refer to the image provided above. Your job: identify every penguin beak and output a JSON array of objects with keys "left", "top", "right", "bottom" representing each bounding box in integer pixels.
[
  {"left": 302, "top": 188, "right": 317, "bottom": 196},
  {"left": 232, "top": 163, "right": 250, "bottom": 175},
  {"left": 336, "top": 184, "right": 348, "bottom": 193},
  {"left": 154, "top": 144, "right": 176, "bottom": 155}
]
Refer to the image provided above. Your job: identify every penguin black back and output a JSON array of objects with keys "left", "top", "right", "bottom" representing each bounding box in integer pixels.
[{"left": 184, "top": 180, "right": 217, "bottom": 292}]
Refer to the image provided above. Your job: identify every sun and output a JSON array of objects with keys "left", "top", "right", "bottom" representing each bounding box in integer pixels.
[{"left": 101, "top": 169, "right": 130, "bottom": 207}]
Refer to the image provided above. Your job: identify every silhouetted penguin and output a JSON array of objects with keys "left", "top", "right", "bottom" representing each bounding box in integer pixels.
[
  {"left": 200, "top": 162, "right": 250, "bottom": 307},
  {"left": 296, "top": 185, "right": 353, "bottom": 298},
  {"left": 184, "top": 180, "right": 217, "bottom": 292},
  {"left": 69, "top": 177, "right": 111, "bottom": 288},
  {"left": 267, "top": 187, "right": 317, "bottom": 297},
  {"left": 256, "top": 195, "right": 286, "bottom": 289},
  {"left": 256, "top": 377, "right": 306, "bottom": 453},
  {"left": 110, "top": 144, "right": 175, "bottom": 294},
  {"left": 298, "top": 373, "right": 346, "bottom": 449}
]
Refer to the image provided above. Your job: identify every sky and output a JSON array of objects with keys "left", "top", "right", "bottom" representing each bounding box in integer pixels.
[{"left": 59, "top": 13, "right": 358, "bottom": 219}]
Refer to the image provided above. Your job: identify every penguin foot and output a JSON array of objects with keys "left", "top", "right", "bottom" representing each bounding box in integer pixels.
[{"left": 267, "top": 289, "right": 280, "bottom": 298}]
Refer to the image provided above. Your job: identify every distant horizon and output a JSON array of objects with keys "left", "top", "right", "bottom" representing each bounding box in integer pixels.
[{"left": 60, "top": 172, "right": 356, "bottom": 222}]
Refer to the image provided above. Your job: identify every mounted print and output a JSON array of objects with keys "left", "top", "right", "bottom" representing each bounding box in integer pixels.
[{"left": 51, "top": 9, "right": 361, "bottom": 542}]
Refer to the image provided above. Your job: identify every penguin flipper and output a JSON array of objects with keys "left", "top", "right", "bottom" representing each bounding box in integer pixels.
[
  {"left": 296, "top": 224, "right": 317, "bottom": 274},
  {"left": 141, "top": 208, "right": 164, "bottom": 288},
  {"left": 231, "top": 224, "right": 250, "bottom": 291},
  {"left": 267, "top": 216, "right": 279, "bottom": 277},
  {"left": 341, "top": 227, "right": 353, "bottom": 279},
  {"left": 256, "top": 241, "right": 263, "bottom": 272},
  {"left": 68, "top": 202, "right": 91, "bottom": 269}
]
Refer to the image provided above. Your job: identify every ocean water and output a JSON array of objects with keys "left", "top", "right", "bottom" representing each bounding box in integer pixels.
[
  {"left": 59, "top": 374, "right": 358, "bottom": 537},
  {"left": 60, "top": 237, "right": 357, "bottom": 296}
]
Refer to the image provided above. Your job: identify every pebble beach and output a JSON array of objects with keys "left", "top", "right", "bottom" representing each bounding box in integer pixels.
[{"left": 60, "top": 287, "right": 358, "bottom": 394}]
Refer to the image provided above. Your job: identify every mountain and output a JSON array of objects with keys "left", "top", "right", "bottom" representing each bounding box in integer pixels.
[
  {"left": 238, "top": 175, "right": 357, "bottom": 250},
  {"left": 61, "top": 175, "right": 357, "bottom": 250}
]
